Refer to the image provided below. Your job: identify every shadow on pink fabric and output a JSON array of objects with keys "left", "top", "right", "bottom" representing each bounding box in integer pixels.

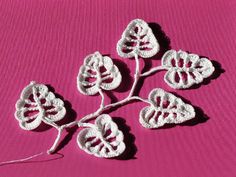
[{"left": 0, "top": 0, "right": 234, "bottom": 177}]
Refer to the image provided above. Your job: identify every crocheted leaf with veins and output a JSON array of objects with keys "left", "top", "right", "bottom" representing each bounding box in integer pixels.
[
  {"left": 77, "top": 52, "right": 122, "bottom": 95},
  {"left": 162, "top": 50, "right": 215, "bottom": 89},
  {"left": 77, "top": 114, "right": 125, "bottom": 158},
  {"left": 117, "top": 19, "right": 159, "bottom": 58},
  {"left": 139, "top": 88, "right": 195, "bottom": 128},
  {"left": 15, "top": 82, "right": 66, "bottom": 130}
]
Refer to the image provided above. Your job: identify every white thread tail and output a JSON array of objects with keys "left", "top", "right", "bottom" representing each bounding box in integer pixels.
[{"left": 0, "top": 152, "right": 45, "bottom": 166}]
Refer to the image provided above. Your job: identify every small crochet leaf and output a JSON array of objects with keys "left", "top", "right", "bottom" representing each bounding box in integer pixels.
[
  {"left": 117, "top": 19, "right": 159, "bottom": 58},
  {"left": 77, "top": 114, "right": 126, "bottom": 158},
  {"left": 162, "top": 50, "right": 215, "bottom": 89},
  {"left": 15, "top": 81, "right": 66, "bottom": 130},
  {"left": 77, "top": 52, "right": 122, "bottom": 95},
  {"left": 139, "top": 88, "right": 195, "bottom": 128}
]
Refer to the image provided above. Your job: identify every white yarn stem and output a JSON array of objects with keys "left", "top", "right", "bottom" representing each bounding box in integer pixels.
[
  {"left": 98, "top": 89, "right": 105, "bottom": 109},
  {"left": 41, "top": 118, "right": 63, "bottom": 154},
  {"left": 128, "top": 54, "right": 140, "bottom": 98},
  {"left": 43, "top": 118, "right": 60, "bottom": 129},
  {"left": 131, "top": 96, "right": 151, "bottom": 104},
  {"left": 78, "top": 122, "right": 96, "bottom": 128},
  {"left": 47, "top": 128, "right": 63, "bottom": 154},
  {"left": 77, "top": 96, "right": 150, "bottom": 124},
  {"left": 140, "top": 65, "right": 166, "bottom": 77},
  {"left": 61, "top": 121, "right": 78, "bottom": 129},
  {"left": 0, "top": 152, "right": 44, "bottom": 166}
]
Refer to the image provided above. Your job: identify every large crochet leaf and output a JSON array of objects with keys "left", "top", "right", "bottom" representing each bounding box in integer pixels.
[
  {"left": 139, "top": 88, "right": 195, "bottom": 128},
  {"left": 77, "top": 114, "right": 125, "bottom": 158},
  {"left": 117, "top": 19, "right": 159, "bottom": 58},
  {"left": 77, "top": 52, "right": 122, "bottom": 95},
  {"left": 162, "top": 50, "right": 215, "bottom": 89},
  {"left": 15, "top": 81, "right": 66, "bottom": 130}
]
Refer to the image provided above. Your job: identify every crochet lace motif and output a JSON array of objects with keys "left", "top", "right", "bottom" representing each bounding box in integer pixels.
[{"left": 14, "top": 19, "right": 215, "bottom": 159}]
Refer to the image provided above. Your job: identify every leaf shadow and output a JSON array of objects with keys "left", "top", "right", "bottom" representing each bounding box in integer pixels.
[
  {"left": 148, "top": 22, "right": 171, "bottom": 60},
  {"left": 33, "top": 85, "right": 77, "bottom": 133},
  {"left": 112, "top": 59, "right": 133, "bottom": 92},
  {"left": 105, "top": 91, "right": 118, "bottom": 103},
  {"left": 112, "top": 117, "right": 137, "bottom": 160},
  {"left": 156, "top": 92, "right": 210, "bottom": 130}
]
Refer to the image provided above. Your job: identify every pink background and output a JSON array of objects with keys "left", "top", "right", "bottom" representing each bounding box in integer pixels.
[{"left": 0, "top": 0, "right": 235, "bottom": 176}]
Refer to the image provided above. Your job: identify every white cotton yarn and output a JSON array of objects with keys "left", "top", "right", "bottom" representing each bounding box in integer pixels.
[
  {"left": 9, "top": 19, "right": 217, "bottom": 162},
  {"left": 117, "top": 19, "right": 159, "bottom": 58},
  {"left": 77, "top": 51, "right": 122, "bottom": 95},
  {"left": 139, "top": 88, "right": 195, "bottom": 128},
  {"left": 162, "top": 50, "right": 215, "bottom": 89},
  {"left": 15, "top": 81, "right": 66, "bottom": 130},
  {"left": 77, "top": 114, "right": 125, "bottom": 158}
]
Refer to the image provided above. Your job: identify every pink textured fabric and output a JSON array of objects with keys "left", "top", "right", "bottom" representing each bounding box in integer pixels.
[{"left": 0, "top": 0, "right": 235, "bottom": 176}]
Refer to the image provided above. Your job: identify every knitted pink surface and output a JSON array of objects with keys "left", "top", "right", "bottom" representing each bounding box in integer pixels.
[{"left": 0, "top": 0, "right": 235, "bottom": 176}]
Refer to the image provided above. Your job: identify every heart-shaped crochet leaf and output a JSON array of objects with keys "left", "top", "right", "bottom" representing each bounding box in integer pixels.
[
  {"left": 77, "top": 114, "right": 125, "bottom": 158},
  {"left": 139, "top": 88, "right": 195, "bottom": 128},
  {"left": 162, "top": 50, "right": 215, "bottom": 89},
  {"left": 15, "top": 81, "right": 66, "bottom": 130},
  {"left": 77, "top": 52, "right": 122, "bottom": 95},
  {"left": 117, "top": 19, "right": 159, "bottom": 58}
]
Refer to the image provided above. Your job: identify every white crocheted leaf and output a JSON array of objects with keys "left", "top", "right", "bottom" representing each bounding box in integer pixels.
[
  {"left": 77, "top": 52, "right": 122, "bottom": 95},
  {"left": 162, "top": 50, "right": 215, "bottom": 89},
  {"left": 77, "top": 114, "right": 126, "bottom": 158},
  {"left": 117, "top": 19, "right": 159, "bottom": 58},
  {"left": 15, "top": 81, "right": 66, "bottom": 130},
  {"left": 139, "top": 88, "right": 195, "bottom": 128}
]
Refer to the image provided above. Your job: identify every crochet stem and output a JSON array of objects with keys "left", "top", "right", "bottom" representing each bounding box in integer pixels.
[
  {"left": 41, "top": 118, "right": 63, "bottom": 154},
  {"left": 43, "top": 118, "right": 60, "bottom": 129},
  {"left": 140, "top": 65, "right": 166, "bottom": 77},
  {"left": 47, "top": 127, "right": 63, "bottom": 154},
  {"left": 98, "top": 89, "right": 105, "bottom": 109},
  {"left": 78, "top": 95, "right": 150, "bottom": 124},
  {"left": 128, "top": 54, "right": 140, "bottom": 98},
  {"left": 78, "top": 122, "right": 96, "bottom": 128}
]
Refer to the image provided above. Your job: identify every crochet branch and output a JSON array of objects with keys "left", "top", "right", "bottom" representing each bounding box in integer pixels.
[{"left": 14, "top": 19, "right": 215, "bottom": 159}]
